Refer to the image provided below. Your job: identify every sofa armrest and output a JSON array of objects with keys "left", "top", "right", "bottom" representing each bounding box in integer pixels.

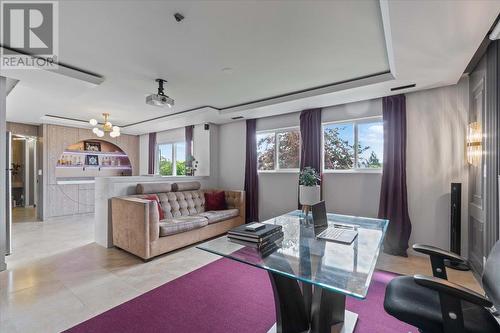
[
  {"left": 224, "top": 190, "right": 245, "bottom": 219},
  {"left": 111, "top": 197, "right": 160, "bottom": 260}
]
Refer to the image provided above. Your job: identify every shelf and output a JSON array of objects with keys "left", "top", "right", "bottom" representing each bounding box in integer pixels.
[
  {"left": 56, "top": 165, "right": 132, "bottom": 170},
  {"left": 63, "top": 150, "right": 128, "bottom": 157},
  {"left": 56, "top": 179, "right": 95, "bottom": 185}
]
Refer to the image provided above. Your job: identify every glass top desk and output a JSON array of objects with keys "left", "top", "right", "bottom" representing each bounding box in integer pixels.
[{"left": 197, "top": 211, "right": 388, "bottom": 333}]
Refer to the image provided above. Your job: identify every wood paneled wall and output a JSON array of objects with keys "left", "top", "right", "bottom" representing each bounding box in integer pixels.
[
  {"left": 43, "top": 124, "right": 139, "bottom": 218},
  {"left": 6, "top": 122, "right": 38, "bottom": 137}
]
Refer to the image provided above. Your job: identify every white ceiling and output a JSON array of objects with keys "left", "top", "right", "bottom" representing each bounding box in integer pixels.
[{"left": 2, "top": 0, "right": 500, "bottom": 135}]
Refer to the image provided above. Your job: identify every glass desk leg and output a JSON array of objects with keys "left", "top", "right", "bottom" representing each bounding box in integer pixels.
[{"left": 267, "top": 272, "right": 358, "bottom": 333}]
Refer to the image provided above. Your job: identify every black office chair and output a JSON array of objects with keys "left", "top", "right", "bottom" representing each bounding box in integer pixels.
[{"left": 384, "top": 241, "right": 500, "bottom": 333}]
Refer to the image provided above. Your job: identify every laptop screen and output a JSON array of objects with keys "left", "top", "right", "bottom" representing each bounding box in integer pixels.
[{"left": 312, "top": 201, "right": 328, "bottom": 229}]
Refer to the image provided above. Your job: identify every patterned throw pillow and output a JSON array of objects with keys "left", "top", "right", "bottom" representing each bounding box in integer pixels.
[
  {"left": 204, "top": 191, "right": 227, "bottom": 211},
  {"left": 143, "top": 194, "right": 165, "bottom": 220}
]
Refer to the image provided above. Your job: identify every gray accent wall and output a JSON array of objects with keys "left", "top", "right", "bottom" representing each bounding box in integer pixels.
[
  {"left": 0, "top": 77, "right": 6, "bottom": 271},
  {"left": 485, "top": 41, "right": 500, "bottom": 255},
  {"left": 406, "top": 78, "right": 469, "bottom": 255}
]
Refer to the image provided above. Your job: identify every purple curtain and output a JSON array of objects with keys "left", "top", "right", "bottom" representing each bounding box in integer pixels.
[
  {"left": 244, "top": 119, "right": 259, "bottom": 223},
  {"left": 299, "top": 108, "right": 322, "bottom": 207},
  {"left": 148, "top": 132, "right": 156, "bottom": 174},
  {"left": 185, "top": 125, "right": 194, "bottom": 168},
  {"left": 378, "top": 94, "right": 412, "bottom": 257},
  {"left": 299, "top": 108, "right": 322, "bottom": 172}
]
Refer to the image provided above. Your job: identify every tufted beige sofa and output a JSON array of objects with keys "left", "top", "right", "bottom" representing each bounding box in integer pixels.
[{"left": 111, "top": 181, "right": 245, "bottom": 261}]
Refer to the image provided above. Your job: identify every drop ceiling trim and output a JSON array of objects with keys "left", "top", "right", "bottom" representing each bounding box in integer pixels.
[
  {"left": 42, "top": 114, "right": 125, "bottom": 127},
  {"left": 0, "top": 45, "right": 105, "bottom": 86},
  {"left": 120, "top": 70, "right": 392, "bottom": 129}
]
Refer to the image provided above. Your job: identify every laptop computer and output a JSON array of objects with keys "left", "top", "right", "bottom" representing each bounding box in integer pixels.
[{"left": 311, "top": 201, "right": 358, "bottom": 244}]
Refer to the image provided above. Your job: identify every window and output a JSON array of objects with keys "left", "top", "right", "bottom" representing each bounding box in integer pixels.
[
  {"left": 257, "top": 132, "right": 275, "bottom": 170},
  {"left": 323, "top": 118, "right": 383, "bottom": 171},
  {"left": 157, "top": 142, "right": 186, "bottom": 176},
  {"left": 357, "top": 121, "right": 383, "bottom": 168},
  {"left": 257, "top": 128, "right": 300, "bottom": 171}
]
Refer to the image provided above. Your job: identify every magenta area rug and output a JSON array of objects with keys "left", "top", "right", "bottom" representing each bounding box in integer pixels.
[{"left": 66, "top": 258, "right": 417, "bottom": 333}]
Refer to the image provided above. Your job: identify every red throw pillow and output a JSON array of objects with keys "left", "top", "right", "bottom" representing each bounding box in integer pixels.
[
  {"left": 204, "top": 191, "right": 226, "bottom": 211},
  {"left": 144, "top": 194, "right": 165, "bottom": 220}
]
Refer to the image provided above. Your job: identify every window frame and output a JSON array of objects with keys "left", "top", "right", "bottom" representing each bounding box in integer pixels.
[
  {"left": 322, "top": 116, "right": 383, "bottom": 174},
  {"left": 257, "top": 126, "right": 301, "bottom": 173},
  {"left": 156, "top": 141, "right": 186, "bottom": 176}
]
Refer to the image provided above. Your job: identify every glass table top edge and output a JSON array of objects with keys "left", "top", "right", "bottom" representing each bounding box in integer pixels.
[
  {"left": 196, "top": 242, "right": 369, "bottom": 300},
  {"left": 196, "top": 210, "right": 388, "bottom": 299}
]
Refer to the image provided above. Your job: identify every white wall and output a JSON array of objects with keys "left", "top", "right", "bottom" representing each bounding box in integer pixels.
[
  {"left": 218, "top": 121, "right": 246, "bottom": 190},
  {"left": 193, "top": 124, "right": 210, "bottom": 177},
  {"left": 323, "top": 173, "right": 382, "bottom": 218},
  {"left": 139, "top": 134, "right": 148, "bottom": 175},
  {"left": 218, "top": 99, "right": 383, "bottom": 221},
  {"left": 406, "top": 77, "right": 469, "bottom": 253}
]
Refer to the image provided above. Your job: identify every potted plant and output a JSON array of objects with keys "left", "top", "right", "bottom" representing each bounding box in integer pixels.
[
  {"left": 186, "top": 156, "right": 199, "bottom": 176},
  {"left": 299, "top": 167, "right": 321, "bottom": 215}
]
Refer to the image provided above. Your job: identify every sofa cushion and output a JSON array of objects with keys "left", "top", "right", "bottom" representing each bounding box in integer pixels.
[
  {"left": 143, "top": 194, "right": 165, "bottom": 220},
  {"left": 198, "top": 209, "right": 239, "bottom": 224},
  {"left": 172, "top": 181, "right": 201, "bottom": 192},
  {"left": 159, "top": 216, "right": 208, "bottom": 236},
  {"left": 136, "top": 182, "right": 172, "bottom": 194},
  {"left": 204, "top": 191, "right": 227, "bottom": 211},
  {"left": 159, "top": 191, "right": 205, "bottom": 218}
]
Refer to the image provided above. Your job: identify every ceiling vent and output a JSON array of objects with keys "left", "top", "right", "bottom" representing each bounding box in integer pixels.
[{"left": 390, "top": 83, "right": 416, "bottom": 92}]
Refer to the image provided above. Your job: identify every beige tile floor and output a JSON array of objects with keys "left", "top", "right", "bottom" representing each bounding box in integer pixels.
[
  {"left": 0, "top": 214, "right": 482, "bottom": 333},
  {"left": 12, "top": 207, "right": 38, "bottom": 223}
]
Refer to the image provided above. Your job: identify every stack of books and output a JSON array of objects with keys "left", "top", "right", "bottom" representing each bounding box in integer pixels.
[{"left": 228, "top": 223, "right": 283, "bottom": 256}]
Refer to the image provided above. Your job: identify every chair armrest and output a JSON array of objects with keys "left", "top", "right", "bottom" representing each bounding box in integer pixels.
[
  {"left": 413, "top": 244, "right": 469, "bottom": 279},
  {"left": 414, "top": 275, "right": 492, "bottom": 308},
  {"left": 413, "top": 244, "right": 468, "bottom": 264}
]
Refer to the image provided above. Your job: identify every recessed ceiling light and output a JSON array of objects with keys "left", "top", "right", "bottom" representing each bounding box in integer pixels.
[{"left": 221, "top": 67, "right": 233, "bottom": 74}]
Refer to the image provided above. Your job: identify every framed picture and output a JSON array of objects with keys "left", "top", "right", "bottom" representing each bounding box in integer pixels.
[
  {"left": 85, "top": 155, "right": 99, "bottom": 166},
  {"left": 84, "top": 141, "right": 101, "bottom": 152}
]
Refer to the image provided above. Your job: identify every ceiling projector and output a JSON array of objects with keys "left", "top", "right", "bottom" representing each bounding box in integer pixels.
[{"left": 146, "top": 79, "right": 174, "bottom": 108}]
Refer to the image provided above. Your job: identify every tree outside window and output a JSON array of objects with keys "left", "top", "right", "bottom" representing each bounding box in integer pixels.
[
  {"left": 323, "top": 123, "right": 355, "bottom": 169},
  {"left": 256, "top": 119, "right": 382, "bottom": 173},
  {"left": 278, "top": 130, "right": 300, "bottom": 169},
  {"left": 357, "top": 122, "right": 383, "bottom": 168},
  {"left": 257, "top": 132, "right": 275, "bottom": 170},
  {"left": 323, "top": 119, "right": 383, "bottom": 171},
  {"left": 257, "top": 129, "right": 300, "bottom": 171},
  {"left": 158, "top": 142, "right": 186, "bottom": 176}
]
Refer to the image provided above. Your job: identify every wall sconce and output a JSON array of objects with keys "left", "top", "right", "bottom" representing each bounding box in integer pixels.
[{"left": 467, "top": 121, "right": 482, "bottom": 166}]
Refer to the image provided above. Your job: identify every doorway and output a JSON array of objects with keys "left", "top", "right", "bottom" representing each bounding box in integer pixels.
[{"left": 10, "top": 134, "right": 39, "bottom": 223}]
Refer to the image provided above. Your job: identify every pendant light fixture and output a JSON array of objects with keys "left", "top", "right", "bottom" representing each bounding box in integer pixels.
[{"left": 89, "top": 113, "right": 121, "bottom": 138}]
